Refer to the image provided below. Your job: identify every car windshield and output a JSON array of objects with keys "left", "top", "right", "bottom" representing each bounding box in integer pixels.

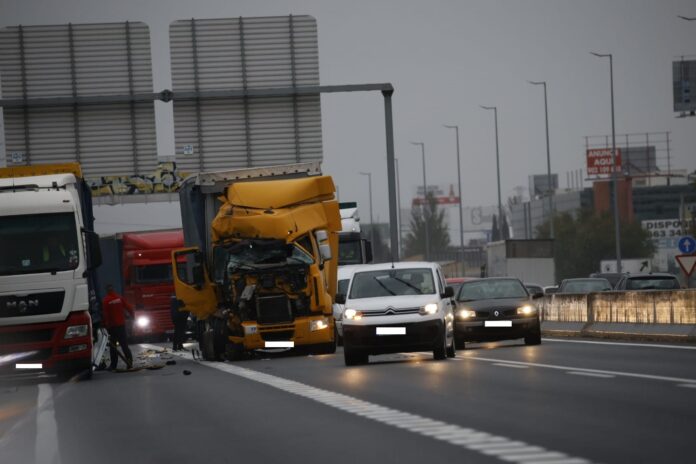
[
  {"left": 560, "top": 279, "right": 611, "bottom": 293},
  {"left": 0, "top": 212, "right": 79, "bottom": 275},
  {"left": 349, "top": 268, "right": 435, "bottom": 299},
  {"left": 626, "top": 277, "right": 680, "bottom": 290},
  {"left": 338, "top": 239, "right": 363, "bottom": 265},
  {"left": 457, "top": 279, "right": 528, "bottom": 301}
]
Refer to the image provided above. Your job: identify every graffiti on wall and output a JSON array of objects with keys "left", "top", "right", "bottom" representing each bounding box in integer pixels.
[{"left": 89, "top": 162, "right": 188, "bottom": 196}]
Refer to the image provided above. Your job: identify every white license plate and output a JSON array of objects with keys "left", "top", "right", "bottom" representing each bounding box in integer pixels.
[
  {"left": 376, "top": 327, "right": 406, "bottom": 335},
  {"left": 485, "top": 320, "right": 512, "bottom": 328}
]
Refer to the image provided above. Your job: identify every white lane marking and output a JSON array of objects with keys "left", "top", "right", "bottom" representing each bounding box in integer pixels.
[
  {"left": 36, "top": 384, "right": 61, "bottom": 464},
  {"left": 493, "top": 363, "right": 529, "bottom": 369},
  {"left": 143, "top": 345, "right": 592, "bottom": 464},
  {"left": 523, "top": 460, "right": 590, "bottom": 464},
  {"left": 566, "top": 371, "right": 615, "bottom": 379},
  {"left": 677, "top": 383, "right": 696, "bottom": 389},
  {"left": 542, "top": 338, "right": 696, "bottom": 351},
  {"left": 460, "top": 355, "right": 696, "bottom": 385}
]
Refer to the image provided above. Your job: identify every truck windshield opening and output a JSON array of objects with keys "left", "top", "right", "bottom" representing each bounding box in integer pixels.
[
  {"left": 338, "top": 239, "right": 363, "bottom": 265},
  {"left": 0, "top": 212, "right": 79, "bottom": 275}
]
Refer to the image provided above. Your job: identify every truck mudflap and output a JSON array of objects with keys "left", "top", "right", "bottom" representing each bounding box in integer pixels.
[
  {"left": 0, "top": 310, "right": 93, "bottom": 373},
  {"left": 236, "top": 315, "right": 334, "bottom": 350}
]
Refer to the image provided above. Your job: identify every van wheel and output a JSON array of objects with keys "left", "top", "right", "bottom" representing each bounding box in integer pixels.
[
  {"left": 446, "top": 334, "right": 456, "bottom": 358},
  {"left": 433, "top": 328, "right": 447, "bottom": 360}
]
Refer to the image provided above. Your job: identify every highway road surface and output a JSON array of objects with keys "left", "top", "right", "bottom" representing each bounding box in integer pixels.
[{"left": 2, "top": 338, "right": 695, "bottom": 464}]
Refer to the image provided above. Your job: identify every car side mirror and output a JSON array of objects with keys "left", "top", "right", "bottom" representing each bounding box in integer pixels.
[
  {"left": 442, "top": 286, "right": 454, "bottom": 299},
  {"left": 335, "top": 293, "right": 346, "bottom": 305},
  {"left": 532, "top": 291, "right": 544, "bottom": 299}
]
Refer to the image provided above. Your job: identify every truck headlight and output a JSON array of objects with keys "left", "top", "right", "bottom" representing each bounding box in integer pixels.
[
  {"left": 419, "top": 303, "right": 439, "bottom": 315},
  {"left": 458, "top": 309, "right": 477, "bottom": 319},
  {"left": 310, "top": 318, "right": 330, "bottom": 331},
  {"left": 136, "top": 316, "right": 150, "bottom": 328},
  {"left": 516, "top": 305, "right": 536, "bottom": 316},
  {"left": 64, "top": 324, "right": 89, "bottom": 339},
  {"left": 343, "top": 309, "right": 363, "bottom": 320}
]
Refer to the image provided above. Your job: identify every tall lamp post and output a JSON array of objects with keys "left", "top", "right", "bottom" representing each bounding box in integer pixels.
[
  {"left": 410, "top": 142, "right": 430, "bottom": 261},
  {"left": 358, "top": 171, "right": 375, "bottom": 249},
  {"left": 528, "top": 81, "right": 555, "bottom": 239},
  {"left": 395, "top": 157, "right": 403, "bottom": 259},
  {"left": 444, "top": 124, "right": 465, "bottom": 274},
  {"left": 480, "top": 106, "right": 504, "bottom": 236},
  {"left": 591, "top": 52, "right": 622, "bottom": 273}
]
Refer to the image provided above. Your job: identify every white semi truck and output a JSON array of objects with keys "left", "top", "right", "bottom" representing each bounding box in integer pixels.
[{"left": 0, "top": 163, "right": 102, "bottom": 378}]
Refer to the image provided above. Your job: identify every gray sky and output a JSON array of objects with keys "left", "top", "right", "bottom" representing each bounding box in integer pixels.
[{"left": 2, "top": 0, "right": 695, "bottom": 231}]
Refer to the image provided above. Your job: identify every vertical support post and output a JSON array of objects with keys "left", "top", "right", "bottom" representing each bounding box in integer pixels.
[
  {"left": 289, "top": 15, "right": 301, "bottom": 163},
  {"left": 67, "top": 23, "right": 81, "bottom": 164},
  {"left": 395, "top": 157, "right": 402, "bottom": 259},
  {"left": 608, "top": 55, "right": 622, "bottom": 273},
  {"left": 18, "top": 25, "right": 31, "bottom": 164},
  {"left": 191, "top": 18, "right": 204, "bottom": 172},
  {"left": 493, "top": 108, "right": 503, "bottom": 229},
  {"left": 125, "top": 21, "right": 139, "bottom": 174},
  {"left": 382, "top": 89, "right": 399, "bottom": 261},
  {"left": 645, "top": 133, "right": 650, "bottom": 186},
  {"left": 238, "top": 17, "right": 253, "bottom": 168},
  {"left": 666, "top": 131, "right": 671, "bottom": 186}
]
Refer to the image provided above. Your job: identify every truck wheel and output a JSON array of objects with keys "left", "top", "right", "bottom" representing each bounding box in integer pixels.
[
  {"left": 225, "top": 342, "right": 244, "bottom": 361},
  {"left": 201, "top": 330, "right": 219, "bottom": 361},
  {"left": 344, "top": 348, "right": 368, "bottom": 366}
]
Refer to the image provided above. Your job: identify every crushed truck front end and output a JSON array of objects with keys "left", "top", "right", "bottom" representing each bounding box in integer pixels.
[{"left": 172, "top": 163, "right": 340, "bottom": 359}]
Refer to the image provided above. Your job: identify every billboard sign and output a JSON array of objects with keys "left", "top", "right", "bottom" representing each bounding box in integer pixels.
[
  {"left": 673, "top": 60, "right": 695, "bottom": 113},
  {"left": 586, "top": 148, "right": 622, "bottom": 176}
]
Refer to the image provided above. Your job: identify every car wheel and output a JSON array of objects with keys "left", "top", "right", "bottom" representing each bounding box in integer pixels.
[
  {"left": 344, "top": 348, "right": 368, "bottom": 366},
  {"left": 446, "top": 332, "right": 456, "bottom": 358},
  {"left": 524, "top": 330, "right": 542, "bottom": 346},
  {"left": 433, "top": 327, "right": 447, "bottom": 360}
]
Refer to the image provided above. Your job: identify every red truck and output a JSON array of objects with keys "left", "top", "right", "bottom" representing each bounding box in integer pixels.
[{"left": 98, "top": 230, "right": 183, "bottom": 340}]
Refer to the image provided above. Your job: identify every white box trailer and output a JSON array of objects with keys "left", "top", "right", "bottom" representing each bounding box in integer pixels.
[{"left": 487, "top": 240, "right": 555, "bottom": 286}]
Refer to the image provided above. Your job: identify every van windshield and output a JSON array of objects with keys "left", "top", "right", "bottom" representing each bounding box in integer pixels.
[
  {"left": 349, "top": 268, "right": 435, "bottom": 299},
  {"left": 0, "top": 212, "right": 79, "bottom": 275}
]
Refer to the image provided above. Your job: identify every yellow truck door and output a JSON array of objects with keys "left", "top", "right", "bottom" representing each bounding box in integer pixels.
[{"left": 171, "top": 247, "right": 217, "bottom": 319}]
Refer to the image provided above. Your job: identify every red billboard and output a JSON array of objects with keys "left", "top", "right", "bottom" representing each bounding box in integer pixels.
[{"left": 586, "top": 148, "right": 622, "bottom": 175}]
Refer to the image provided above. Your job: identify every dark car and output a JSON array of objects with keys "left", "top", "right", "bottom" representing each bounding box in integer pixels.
[
  {"left": 454, "top": 277, "right": 541, "bottom": 348},
  {"left": 557, "top": 278, "right": 612, "bottom": 294},
  {"left": 614, "top": 273, "right": 681, "bottom": 291},
  {"left": 589, "top": 272, "right": 624, "bottom": 288}
]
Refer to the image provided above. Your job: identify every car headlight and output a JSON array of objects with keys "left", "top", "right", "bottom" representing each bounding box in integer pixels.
[
  {"left": 310, "top": 318, "right": 330, "bottom": 331},
  {"left": 516, "top": 305, "right": 536, "bottom": 316},
  {"left": 64, "top": 324, "right": 89, "bottom": 339},
  {"left": 343, "top": 309, "right": 363, "bottom": 320},
  {"left": 136, "top": 316, "right": 150, "bottom": 328},
  {"left": 458, "top": 309, "right": 477, "bottom": 319},
  {"left": 419, "top": 303, "right": 439, "bottom": 315}
]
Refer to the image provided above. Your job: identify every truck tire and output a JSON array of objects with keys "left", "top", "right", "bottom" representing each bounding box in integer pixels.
[{"left": 225, "top": 342, "right": 244, "bottom": 361}]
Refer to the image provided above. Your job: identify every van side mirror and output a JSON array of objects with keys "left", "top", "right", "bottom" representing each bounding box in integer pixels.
[
  {"left": 442, "top": 286, "right": 454, "bottom": 299},
  {"left": 335, "top": 293, "right": 346, "bottom": 305}
]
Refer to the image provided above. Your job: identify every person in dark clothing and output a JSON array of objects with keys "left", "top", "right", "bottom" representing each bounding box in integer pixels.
[
  {"left": 102, "top": 284, "right": 134, "bottom": 370},
  {"left": 170, "top": 295, "right": 189, "bottom": 351}
]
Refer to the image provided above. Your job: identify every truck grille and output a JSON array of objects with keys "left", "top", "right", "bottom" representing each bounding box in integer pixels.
[
  {"left": 0, "top": 291, "right": 65, "bottom": 318},
  {"left": 256, "top": 295, "right": 292, "bottom": 325},
  {"left": 261, "top": 330, "right": 294, "bottom": 342},
  {"left": 0, "top": 329, "right": 54, "bottom": 346}
]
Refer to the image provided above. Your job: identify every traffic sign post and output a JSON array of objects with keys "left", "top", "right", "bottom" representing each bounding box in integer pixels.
[
  {"left": 675, "top": 255, "right": 696, "bottom": 278},
  {"left": 677, "top": 235, "right": 696, "bottom": 254}
]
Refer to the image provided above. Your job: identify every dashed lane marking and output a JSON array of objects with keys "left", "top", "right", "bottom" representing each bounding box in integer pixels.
[
  {"left": 492, "top": 363, "right": 529, "bottom": 369},
  {"left": 141, "top": 344, "right": 593, "bottom": 464},
  {"left": 566, "top": 371, "right": 615, "bottom": 379}
]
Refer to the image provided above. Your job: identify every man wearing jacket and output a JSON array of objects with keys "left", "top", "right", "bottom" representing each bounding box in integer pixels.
[{"left": 102, "top": 284, "right": 134, "bottom": 370}]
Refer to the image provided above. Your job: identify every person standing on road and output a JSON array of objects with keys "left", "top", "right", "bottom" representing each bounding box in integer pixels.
[
  {"left": 102, "top": 284, "right": 134, "bottom": 370},
  {"left": 170, "top": 295, "right": 189, "bottom": 351}
]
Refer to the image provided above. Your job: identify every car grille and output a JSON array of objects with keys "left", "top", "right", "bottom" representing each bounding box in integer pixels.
[
  {"left": 0, "top": 291, "right": 65, "bottom": 318},
  {"left": 361, "top": 307, "right": 421, "bottom": 317},
  {"left": 257, "top": 295, "right": 293, "bottom": 325}
]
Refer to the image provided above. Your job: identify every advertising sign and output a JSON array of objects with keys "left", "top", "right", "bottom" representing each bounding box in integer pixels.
[{"left": 586, "top": 148, "right": 622, "bottom": 176}]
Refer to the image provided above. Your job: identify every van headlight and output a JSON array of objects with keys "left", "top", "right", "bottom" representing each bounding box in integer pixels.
[
  {"left": 516, "top": 305, "right": 536, "bottom": 316},
  {"left": 343, "top": 309, "right": 363, "bottom": 320},
  {"left": 419, "top": 303, "right": 439, "bottom": 315}
]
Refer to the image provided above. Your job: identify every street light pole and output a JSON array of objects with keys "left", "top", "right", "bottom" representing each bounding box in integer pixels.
[
  {"left": 359, "top": 171, "right": 375, "bottom": 249},
  {"left": 395, "top": 157, "right": 403, "bottom": 259},
  {"left": 591, "top": 52, "right": 622, "bottom": 273},
  {"left": 480, "top": 106, "right": 503, "bottom": 236},
  {"left": 444, "top": 124, "right": 465, "bottom": 274},
  {"left": 410, "top": 142, "right": 430, "bottom": 261},
  {"left": 529, "top": 81, "right": 555, "bottom": 239}
]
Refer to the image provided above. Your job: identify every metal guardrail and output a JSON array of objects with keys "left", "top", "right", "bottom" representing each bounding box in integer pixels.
[{"left": 539, "top": 290, "right": 696, "bottom": 324}]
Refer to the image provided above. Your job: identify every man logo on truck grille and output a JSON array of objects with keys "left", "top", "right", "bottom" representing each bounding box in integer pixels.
[{"left": 5, "top": 299, "right": 39, "bottom": 314}]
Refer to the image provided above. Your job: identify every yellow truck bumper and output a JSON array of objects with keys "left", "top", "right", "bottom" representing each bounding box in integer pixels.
[{"left": 232, "top": 315, "right": 334, "bottom": 350}]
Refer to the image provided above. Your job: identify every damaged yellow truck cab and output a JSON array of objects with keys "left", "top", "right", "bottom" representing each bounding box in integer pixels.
[{"left": 172, "top": 163, "right": 341, "bottom": 360}]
